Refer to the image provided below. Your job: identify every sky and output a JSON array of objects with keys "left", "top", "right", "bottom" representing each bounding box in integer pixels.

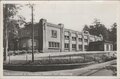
[{"left": 16, "top": 1, "right": 120, "bottom": 31}]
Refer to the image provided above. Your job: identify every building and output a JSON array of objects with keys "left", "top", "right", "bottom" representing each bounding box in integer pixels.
[
  {"left": 88, "top": 41, "right": 113, "bottom": 51},
  {"left": 13, "top": 18, "right": 110, "bottom": 52}
]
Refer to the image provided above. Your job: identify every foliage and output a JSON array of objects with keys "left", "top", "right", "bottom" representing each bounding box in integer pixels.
[
  {"left": 108, "top": 23, "right": 117, "bottom": 41},
  {"left": 3, "top": 4, "right": 25, "bottom": 60},
  {"left": 82, "top": 19, "right": 117, "bottom": 50},
  {"left": 3, "top": 4, "right": 25, "bottom": 39},
  {"left": 109, "top": 23, "right": 117, "bottom": 50},
  {"left": 83, "top": 19, "right": 109, "bottom": 40},
  {"left": 83, "top": 25, "right": 89, "bottom": 32}
]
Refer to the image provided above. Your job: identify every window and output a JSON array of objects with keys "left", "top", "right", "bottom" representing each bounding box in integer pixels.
[
  {"left": 64, "top": 35, "right": 69, "bottom": 40},
  {"left": 106, "top": 44, "right": 109, "bottom": 51},
  {"left": 49, "top": 42, "right": 60, "bottom": 48},
  {"left": 51, "top": 30, "right": 57, "bottom": 38},
  {"left": 52, "top": 42, "right": 55, "bottom": 47},
  {"left": 110, "top": 44, "right": 113, "bottom": 51},
  {"left": 57, "top": 43, "right": 59, "bottom": 48},
  {"left": 64, "top": 43, "right": 69, "bottom": 49},
  {"left": 55, "top": 43, "right": 57, "bottom": 47},
  {"left": 84, "top": 39, "right": 88, "bottom": 42},
  {"left": 79, "top": 45, "right": 82, "bottom": 50},
  {"left": 72, "top": 37, "right": 76, "bottom": 41},
  {"left": 49, "top": 42, "right": 52, "bottom": 47},
  {"left": 72, "top": 44, "right": 76, "bottom": 50},
  {"left": 84, "top": 45, "right": 88, "bottom": 50},
  {"left": 78, "top": 38, "right": 82, "bottom": 42},
  {"left": 84, "top": 36, "right": 88, "bottom": 39}
]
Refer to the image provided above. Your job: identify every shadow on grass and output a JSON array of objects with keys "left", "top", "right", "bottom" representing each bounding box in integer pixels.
[{"left": 3, "top": 62, "right": 94, "bottom": 72}]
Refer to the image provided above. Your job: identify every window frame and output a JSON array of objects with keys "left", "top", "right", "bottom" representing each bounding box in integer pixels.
[{"left": 51, "top": 30, "right": 57, "bottom": 38}]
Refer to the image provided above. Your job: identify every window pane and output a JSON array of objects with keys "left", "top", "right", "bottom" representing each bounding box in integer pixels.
[{"left": 51, "top": 30, "right": 57, "bottom": 38}]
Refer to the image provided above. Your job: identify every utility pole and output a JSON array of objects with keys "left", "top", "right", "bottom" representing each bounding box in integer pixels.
[
  {"left": 28, "top": 4, "right": 34, "bottom": 62},
  {"left": 31, "top": 5, "right": 34, "bottom": 62}
]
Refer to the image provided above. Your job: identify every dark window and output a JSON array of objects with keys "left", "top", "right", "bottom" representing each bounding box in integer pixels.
[
  {"left": 64, "top": 35, "right": 69, "bottom": 40},
  {"left": 52, "top": 42, "right": 54, "bottom": 47},
  {"left": 106, "top": 44, "right": 109, "bottom": 51},
  {"left": 72, "top": 37, "right": 76, "bottom": 41},
  {"left": 79, "top": 38, "right": 82, "bottom": 42},
  {"left": 84, "top": 39, "right": 88, "bottom": 42},
  {"left": 49, "top": 42, "right": 51, "bottom": 47},
  {"left": 79, "top": 45, "right": 82, "bottom": 50},
  {"left": 72, "top": 44, "right": 76, "bottom": 50},
  {"left": 49, "top": 42, "right": 59, "bottom": 48},
  {"left": 64, "top": 43, "right": 69, "bottom": 49},
  {"left": 55, "top": 43, "right": 57, "bottom": 47},
  {"left": 110, "top": 44, "right": 113, "bottom": 51},
  {"left": 57, "top": 43, "right": 59, "bottom": 48},
  {"left": 51, "top": 30, "right": 57, "bottom": 38},
  {"left": 84, "top": 45, "right": 88, "bottom": 50}
]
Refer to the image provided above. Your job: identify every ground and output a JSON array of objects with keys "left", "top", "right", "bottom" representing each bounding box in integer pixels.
[{"left": 4, "top": 59, "right": 116, "bottom": 76}]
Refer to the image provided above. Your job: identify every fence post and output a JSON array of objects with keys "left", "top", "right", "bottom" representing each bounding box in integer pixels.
[
  {"left": 49, "top": 55, "right": 51, "bottom": 64},
  {"left": 9, "top": 55, "right": 10, "bottom": 64},
  {"left": 69, "top": 55, "right": 72, "bottom": 63},
  {"left": 84, "top": 54, "right": 86, "bottom": 62},
  {"left": 94, "top": 54, "right": 96, "bottom": 61},
  {"left": 26, "top": 54, "right": 28, "bottom": 62}
]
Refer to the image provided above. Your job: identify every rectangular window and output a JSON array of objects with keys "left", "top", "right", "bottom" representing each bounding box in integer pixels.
[
  {"left": 64, "top": 43, "right": 69, "bottom": 49},
  {"left": 64, "top": 35, "right": 69, "bottom": 40},
  {"left": 79, "top": 38, "right": 82, "bottom": 42},
  {"left": 57, "top": 43, "right": 59, "bottom": 48},
  {"left": 55, "top": 42, "right": 57, "bottom": 47},
  {"left": 84, "top": 45, "right": 88, "bottom": 50},
  {"left": 84, "top": 39, "right": 88, "bottom": 42},
  {"left": 110, "top": 44, "right": 113, "bottom": 51},
  {"left": 72, "top": 37, "right": 76, "bottom": 41},
  {"left": 106, "top": 44, "right": 109, "bottom": 51},
  {"left": 49, "top": 42, "right": 51, "bottom": 47},
  {"left": 51, "top": 30, "right": 57, "bottom": 38},
  {"left": 52, "top": 42, "right": 54, "bottom": 47},
  {"left": 84, "top": 36, "right": 88, "bottom": 39},
  {"left": 79, "top": 45, "right": 82, "bottom": 50},
  {"left": 72, "top": 44, "right": 76, "bottom": 50},
  {"left": 49, "top": 42, "right": 59, "bottom": 48}
]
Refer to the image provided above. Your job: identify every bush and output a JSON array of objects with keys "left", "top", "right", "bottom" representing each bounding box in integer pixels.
[{"left": 8, "top": 51, "right": 14, "bottom": 56}]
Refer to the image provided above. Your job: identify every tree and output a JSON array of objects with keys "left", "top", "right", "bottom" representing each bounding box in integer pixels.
[
  {"left": 109, "top": 23, "right": 117, "bottom": 50},
  {"left": 3, "top": 4, "right": 25, "bottom": 61},
  {"left": 83, "top": 19, "right": 109, "bottom": 41},
  {"left": 82, "top": 19, "right": 117, "bottom": 50},
  {"left": 110, "top": 23, "right": 117, "bottom": 42},
  {"left": 83, "top": 25, "right": 89, "bottom": 32}
]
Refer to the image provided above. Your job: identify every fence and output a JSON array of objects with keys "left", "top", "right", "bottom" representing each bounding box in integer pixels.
[{"left": 5, "top": 51, "right": 117, "bottom": 65}]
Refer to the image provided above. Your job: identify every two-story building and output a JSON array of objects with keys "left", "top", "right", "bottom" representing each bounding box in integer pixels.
[{"left": 11, "top": 18, "right": 112, "bottom": 53}]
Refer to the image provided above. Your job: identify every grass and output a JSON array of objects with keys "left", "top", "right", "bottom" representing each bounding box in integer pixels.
[{"left": 4, "top": 52, "right": 117, "bottom": 72}]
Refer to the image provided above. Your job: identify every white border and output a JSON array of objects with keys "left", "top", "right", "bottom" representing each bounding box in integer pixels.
[{"left": 0, "top": 1, "right": 120, "bottom": 79}]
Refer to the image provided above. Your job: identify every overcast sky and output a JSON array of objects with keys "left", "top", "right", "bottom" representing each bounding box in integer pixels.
[{"left": 17, "top": 1, "right": 119, "bottom": 31}]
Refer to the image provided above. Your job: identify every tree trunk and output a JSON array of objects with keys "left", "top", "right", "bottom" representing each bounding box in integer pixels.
[
  {"left": 4, "top": 23, "right": 8, "bottom": 61},
  {"left": 3, "top": 4, "right": 8, "bottom": 61}
]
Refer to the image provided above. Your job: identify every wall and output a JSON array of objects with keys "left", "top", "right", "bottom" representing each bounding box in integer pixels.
[
  {"left": 104, "top": 43, "right": 113, "bottom": 51},
  {"left": 45, "top": 23, "right": 61, "bottom": 52}
]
